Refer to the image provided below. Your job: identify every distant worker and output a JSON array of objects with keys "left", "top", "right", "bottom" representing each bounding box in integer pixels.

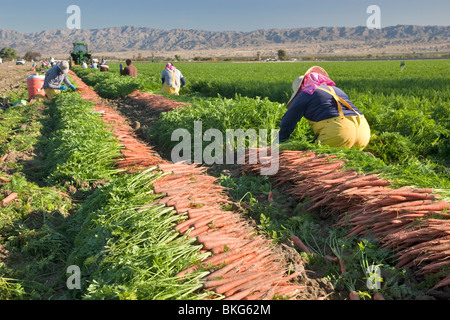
[
  {"left": 91, "top": 59, "right": 98, "bottom": 69},
  {"left": 279, "top": 66, "right": 371, "bottom": 150},
  {"left": 38, "top": 61, "right": 77, "bottom": 101},
  {"left": 81, "top": 61, "right": 88, "bottom": 68},
  {"left": 100, "top": 64, "right": 110, "bottom": 72},
  {"left": 120, "top": 59, "right": 138, "bottom": 78},
  {"left": 161, "top": 63, "right": 186, "bottom": 95}
]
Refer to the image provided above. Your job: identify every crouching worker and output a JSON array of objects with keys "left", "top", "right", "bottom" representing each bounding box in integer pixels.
[
  {"left": 279, "top": 66, "right": 371, "bottom": 150},
  {"left": 161, "top": 63, "right": 186, "bottom": 95},
  {"left": 36, "top": 61, "right": 76, "bottom": 101}
]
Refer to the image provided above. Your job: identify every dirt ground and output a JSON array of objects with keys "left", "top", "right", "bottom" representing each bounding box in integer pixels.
[{"left": 0, "top": 61, "right": 36, "bottom": 98}]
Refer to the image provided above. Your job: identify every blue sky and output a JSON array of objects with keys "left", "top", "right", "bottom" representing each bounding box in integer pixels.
[{"left": 1, "top": 0, "right": 449, "bottom": 33}]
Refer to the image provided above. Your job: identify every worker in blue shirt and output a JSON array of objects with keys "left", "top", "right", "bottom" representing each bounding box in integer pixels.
[
  {"left": 279, "top": 66, "right": 371, "bottom": 150},
  {"left": 36, "top": 61, "right": 76, "bottom": 101}
]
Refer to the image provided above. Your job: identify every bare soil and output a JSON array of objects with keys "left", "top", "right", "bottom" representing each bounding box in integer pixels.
[{"left": 0, "top": 61, "right": 36, "bottom": 97}]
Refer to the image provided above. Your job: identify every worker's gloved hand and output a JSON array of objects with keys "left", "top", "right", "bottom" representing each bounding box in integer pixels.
[
  {"left": 69, "top": 85, "right": 76, "bottom": 91},
  {"left": 119, "top": 64, "right": 123, "bottom": 71},
  {"left": 60, "top": 86, "right": 67, "bottom": 91}
]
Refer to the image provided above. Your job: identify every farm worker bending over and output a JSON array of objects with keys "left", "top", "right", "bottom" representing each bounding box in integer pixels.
[
  {"left": 161, "top": 63, "right": 186, "bottom": 95},
  {"left": 279, "top": 66, "right": 371, "bottom": 150},
  {"left": 38, "top": 61, "right": 76, "bottom": 101},
  {"left": 120, "top": 59, "right": 138, "bottom": 78}
]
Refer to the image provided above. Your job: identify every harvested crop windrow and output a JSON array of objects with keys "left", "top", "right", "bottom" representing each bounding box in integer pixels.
[
  {"left": 242, "top": 148, "right": 450, "bottom": 288},
  {"left": 69, "top": 72, "right": 305, "bottom": 300},
  {"left": 127, "top": 90, "right": 190, "bottom": 112}
]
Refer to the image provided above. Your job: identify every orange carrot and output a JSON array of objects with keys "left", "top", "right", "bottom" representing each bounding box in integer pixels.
[
  {"left": 0, "top": 177, "right": 11, "bottom": 183},
  {"left": 202, "top": 238, "right": 249, "bottom": 250},
  {"left": 339, "top": 259, "right": 346, "bottom": 277},
  {"left": 224, "top": 287, "right": 256, "bottom": 300},
  {"left": 324, "top": 255, "right": 338, "bottom": 263},
  {"left": 396, "top": 200, "right": 450, "bottom": 212},
  {"left": 175, "top": 215, "right": 206, "bottom": 232},
  {"left": 432, "top": 276, "right": 450, "bottom": 290},
  {"left": 291, "top": 236, "right": 314, "bottom": 254},
  {"left": 204, "top": 272, "right": 252, "bottom": 289},
  {"left": 1, "top": 193, "right": 18, "bottom": 205},
  {"left": 57, "top": 191, "right": 70, "bottom": 198},
  {"left": 0, "top": 154, "right": 8, "bottom": 162},
  {"left": 268, "top": 191, "right": 273, "bottom": 202},
  {"left": 187, "top": 225, "right": 212, "bottom": 237},
  {"left": 203, "top": 243, "right": 258, "bottom": 267},
  {"left": 225, "top": 278, "right": 277, "bottom": 298},
  {"left": 214, "top": 272, "right": 267, "bottom": 294}
]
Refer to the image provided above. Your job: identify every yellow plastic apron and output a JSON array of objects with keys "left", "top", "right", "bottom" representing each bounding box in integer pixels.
[
  {"left": 161, "top": 70, "right": 180, "bottom": 95},
  {"left": 309, "top": 86, "right": 371, "bottom": 150}
]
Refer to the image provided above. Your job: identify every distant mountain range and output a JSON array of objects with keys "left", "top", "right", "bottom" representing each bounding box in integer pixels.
[{"left": 0, "top": 25, "right": 448, "bottom": 57}]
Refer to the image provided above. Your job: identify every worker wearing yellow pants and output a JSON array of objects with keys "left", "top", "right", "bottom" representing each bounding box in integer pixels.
[
  {"left": 280, "top": 66, "right": 371, "bottom": 150},
  {"left": 161, "top": 82, "right": 180, "bottom": 95},
  {"left": 161, "top": 63, "right": 186, "bottom": 95},
  {"left": 34, "top": 88, "right": 64, "bottom": 102},
  {"left": 309, "top": 113, "right": 371, "bottom": 151},
  {"left": 34, "top": 61, "right": 76, "bottom": 102}
]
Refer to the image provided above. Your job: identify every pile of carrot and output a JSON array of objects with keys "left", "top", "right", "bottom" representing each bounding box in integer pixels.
[
  {"left": 70, "top": 72, "right": 164, "bottom": 171},
  {"left": 242, "top": 148, "right": 450, "bottom": 290},
  {"left": 70, "top": 74, "right": 306, "bottom": 300},
  {"left": 155, "top": 163, "right": 305, "bottom": 300},
  {"left": 127, "top": 90, "right": 190, "bottom": 112}
]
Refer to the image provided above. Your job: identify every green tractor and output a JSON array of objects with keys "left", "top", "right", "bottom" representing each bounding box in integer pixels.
[{"left": 69, "top": 42, "right": 92, "bottom": 67}]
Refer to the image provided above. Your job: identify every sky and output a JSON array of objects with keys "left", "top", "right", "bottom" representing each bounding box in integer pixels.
[{"left": 0, "top": 0, "right": 449, "bottom": 33}]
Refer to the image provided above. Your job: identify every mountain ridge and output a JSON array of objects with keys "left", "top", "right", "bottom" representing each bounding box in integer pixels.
[{"left": 0, "top": 25, "right": 448, "bottom": 57}]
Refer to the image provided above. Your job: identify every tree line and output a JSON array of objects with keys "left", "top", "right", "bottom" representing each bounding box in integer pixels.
[{"left": 0, "top": 47, "right": 41, "bottom": 61}]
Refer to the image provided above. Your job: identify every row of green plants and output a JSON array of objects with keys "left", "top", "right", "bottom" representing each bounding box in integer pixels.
[
  {"left": 0, "top": 91, "right": 209, "bottom": 300},
  {"left": 0, "top": 91, "right": 75, "bottom": 299},
  {"left": 73, "top": 67, "right": 160, "bottom": 99}
]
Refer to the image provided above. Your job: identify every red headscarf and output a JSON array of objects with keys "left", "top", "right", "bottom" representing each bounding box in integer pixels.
[
  {"left": 300, "top": 72, "right": 336, "bottom": 95},
  {"left": 165, "top": 63, "right": 176, "bottom": 72}
]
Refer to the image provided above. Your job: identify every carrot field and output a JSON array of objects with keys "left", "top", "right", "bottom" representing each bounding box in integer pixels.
[{"left": 0, "top": 59, "right": 449, "bottom": 302}]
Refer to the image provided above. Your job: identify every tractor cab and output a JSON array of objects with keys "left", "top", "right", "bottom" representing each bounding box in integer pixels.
[{"left": 70, "top": 43, "right": 92, "bottom": 67}]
